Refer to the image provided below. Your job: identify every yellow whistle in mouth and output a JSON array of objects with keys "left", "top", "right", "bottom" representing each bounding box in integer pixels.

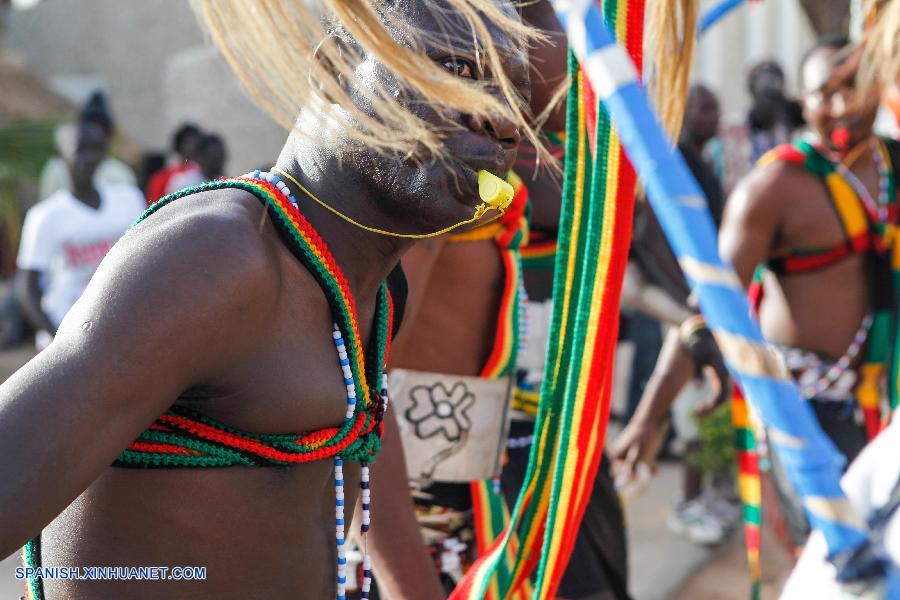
[{"left": 478, "top": 170, "right": 514, "bottom": 211}]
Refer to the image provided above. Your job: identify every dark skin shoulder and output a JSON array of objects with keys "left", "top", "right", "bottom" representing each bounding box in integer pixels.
[
  {"left": 721, "top": 157, "right": 870, "bottom": 358},
  {"left": 0, "top": 188, "right": 367, "bottom": 598}
]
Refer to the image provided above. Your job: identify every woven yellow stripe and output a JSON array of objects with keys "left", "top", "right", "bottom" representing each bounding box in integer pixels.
[
  {"left": 566, "top": 134, "right": 621, "bottom": 506},
  {"left": 739, "top": 474, "right": 762, "bottom": 506},
  {"left": 857, "top": 364, "right": 882, "bottom": 409},
  {"left": 551, "top": 72, "right": 588, "bottom": 389},
  {"left": 748, "top": 550, "right": 761, "bottom": 579},
  {"left": 469, "top": 414, "right": 554, "bottom": 596},
  {"left": 732, "top": 398, "right": 750, "bottom": 429},
  {"left": 447, "top": 222, "right": 504, "bottom": 243},
  {"left": 757, "top": 148, "right": 781, "bottom": 169},
  {"left": 499, "top": 257, "right": 520, "bottom": 376},
  {"left": 507, "top": 416, "right": 557, "bottom": 589},
  {"left": 470, "top": 483, "right": 504, "bottom": 600},
  {"left": 825, "top": 173, "right": 868, "bottom": 238},
  {"left": 889, "top": 224, "right": 900, "bottom": 270}
]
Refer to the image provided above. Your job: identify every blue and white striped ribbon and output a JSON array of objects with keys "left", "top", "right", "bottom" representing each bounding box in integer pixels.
[
  {"left": 699, "top": 0, "right": 747, "bottom": 35},
  {"left": 551, "top": 0, "right": 868, "bottom": 563}
]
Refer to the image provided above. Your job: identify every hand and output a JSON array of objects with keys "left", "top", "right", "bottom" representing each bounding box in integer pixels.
[
  {"left": 693, "top": 363, "right": 730, "bottom": 418},
  {"left": 610, "top": 418, "right": 667, "bottom": 483},
  {"left": 681, "top": 327, "right": 730, "bottom": 418}
]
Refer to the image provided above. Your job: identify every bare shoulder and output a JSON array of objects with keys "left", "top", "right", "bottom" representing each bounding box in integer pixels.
[
  {"left": 55, "top": 187, "right": 284, "bottom": 378},
  {"left": 724, "top": 159, "right": 812, "bottom": 229},
  {"left": 106, "top": 187, "right": 281, "bottom": 303}
]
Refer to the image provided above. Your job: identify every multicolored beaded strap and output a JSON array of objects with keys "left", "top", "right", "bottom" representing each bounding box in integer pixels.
[{"left": 22, "top": 175, "right": 394, "bottom": 600}]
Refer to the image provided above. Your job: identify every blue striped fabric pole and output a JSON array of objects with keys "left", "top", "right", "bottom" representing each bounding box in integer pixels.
[
  {"left": 699, "top": 0, "right": 746, "bottom": 35},
  {"left": 551, "top": 0, "right": 869, "bottom": 561}
]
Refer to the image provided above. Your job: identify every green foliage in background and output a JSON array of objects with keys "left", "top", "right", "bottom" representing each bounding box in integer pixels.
[
  {"left": 685, "top": 401, "right": 735, "bottom": 475},
  {"left": 0, "top": 119, "right": 58, "bottom": 183},
  {"left": 0, "top": 119, "right": 59, "bottom": 270}
]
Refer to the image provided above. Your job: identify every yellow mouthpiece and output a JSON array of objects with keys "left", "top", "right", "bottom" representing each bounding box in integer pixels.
[{"left": 478, "top": 170, "right": 514, "bottom": 210}]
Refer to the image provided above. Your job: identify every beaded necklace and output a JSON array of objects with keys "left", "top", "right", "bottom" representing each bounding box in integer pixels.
[
  {"left": 829, "top": 139, "right": 891, "bottom": 225},
  {"left": 797, "top": 313, "right": 873, "bottom": 399}
]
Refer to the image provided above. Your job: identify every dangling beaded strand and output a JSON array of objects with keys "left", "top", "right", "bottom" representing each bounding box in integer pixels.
[
  {"left": 334, "top": 325, "right": 358, "bottom": 421},
  {"left": 833, "top": 140, "right": 891, "bottom": 225},
  {"left": 798, "top": 313, "right": 873, "bottom": 398},
  {"left": 246, "top": 170, "right": 387, "bottom": 600},
  {"left": 334, "top": 458, "right": 347, "bottom": 600}
]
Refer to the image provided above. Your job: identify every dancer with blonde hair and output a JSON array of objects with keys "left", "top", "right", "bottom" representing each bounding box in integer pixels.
[{"left": 0, "top": 2, "right": 535, "bottom": 598}]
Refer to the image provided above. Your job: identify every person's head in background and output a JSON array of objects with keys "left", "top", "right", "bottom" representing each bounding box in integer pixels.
[
  {"left": 172, "top": 123, "right": 203, "bottom": 164},
  {"left": 137, "top": 152, "right": 167, "bottom": 194},
  {"left": 749, "top": 61, "right": 786, "bottom": 111},
  {"left": 78, "top": 91, "right": 115, "bottom": 145},
  {"left": 800, "top": 35, "right": 879, "bottom": 153},
  {"left": 56, "top": 120, "right": 107, "bottom": 196},
  {"left": 745, "top": 60, "right": 804, "bottom": 131},
  {"left": 681, "top": 84, "right": 720, "bottom": 151},
  {"left": 196, "top": 134, "right": 226, "bottom": 181}
]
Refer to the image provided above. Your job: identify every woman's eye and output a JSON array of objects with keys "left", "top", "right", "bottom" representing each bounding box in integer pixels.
[{"left": 441, "top": 57, "right": 475, "bottom": 79}]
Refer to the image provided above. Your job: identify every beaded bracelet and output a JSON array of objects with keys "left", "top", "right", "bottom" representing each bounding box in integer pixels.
[{"left": 678, "top": 313, "right": 708, "bottom": 345}]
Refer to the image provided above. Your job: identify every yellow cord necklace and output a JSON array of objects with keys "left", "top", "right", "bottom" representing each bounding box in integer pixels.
[{"left": 273, "top": 167, "right": 514, "bottom": 239}]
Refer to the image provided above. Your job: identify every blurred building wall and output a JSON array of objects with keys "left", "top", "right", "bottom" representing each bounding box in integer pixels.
[
  {"left": 3, "top": 0, "right": 287, "bottom": 172},
  {"left": 693, "top": 0, "right": 817, "bottom": 123}
]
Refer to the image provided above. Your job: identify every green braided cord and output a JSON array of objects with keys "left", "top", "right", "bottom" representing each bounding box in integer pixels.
[
  {"left": 535, "top": 49, "right": 613, "bottom": 590},
  {"left": 886, "top": 141, "right": 900, "bottom": 409},
  {"left": 504, "top": 49, "right": 583, "bottom": 571},
  {"left": 23, "top": 536, "right": 43, "bottom": 599},
  {"left": 792, "top": 140, "right": 834, "bottom": 178}
]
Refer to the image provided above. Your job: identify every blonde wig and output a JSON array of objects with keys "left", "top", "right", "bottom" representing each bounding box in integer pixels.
[
  {"left": 189, "top": 0, "right": 548, "bottom": 161},
  {"left": 645, "top": 0, "right": 698, "bottom": 142},
  {"left": 861, "top": 0, "right": 900, "bottom": 91}
]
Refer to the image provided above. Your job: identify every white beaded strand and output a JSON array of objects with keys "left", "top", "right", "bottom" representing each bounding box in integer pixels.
[
  {"left": 335, "top": 458, "right": 348, "bottom": 600},
  {"left": 833, "top": 141, "right": 891, "bottom": 225},
  {"left": 334, "top": 325, "right": 357, "bottom": 420},
  {"left": 245, "top": 170, "right": 388, "bottom": 600},
  {"left": 798, "top": 313, "right": 873, "bottom": 398},
  {"left": 359, "top": 462, "right": 373, "bottom": 598}
]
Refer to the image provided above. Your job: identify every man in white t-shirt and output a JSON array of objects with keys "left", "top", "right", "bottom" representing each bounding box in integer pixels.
[
  {"left": 38, "top": 92, "right": 136, "bottom": 202},
  {"left": 15, "top": 120, "right": 145, "bottom": 349}
]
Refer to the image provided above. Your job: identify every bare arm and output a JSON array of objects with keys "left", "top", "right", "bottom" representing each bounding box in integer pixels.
[
  {"left": 361, "top": 410, "right": 445, "bottom": 599},
  {"left": 718, "top": 163, "right": 787, "bottom": 286},
  {"left": 0, "top": 192, "right": 278, "bottom": 558},
  {"left": 610, "top": 327, "right": 693, "bottom": 474},
  {"left": 612, "top": 165, "right": 788, "bottom": 474},
  {"left": 620, "top": 261, "right": 693, "bottom": 327},
  {"left": 14, "top": 269, "right": 56, "bottom": 335}
]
